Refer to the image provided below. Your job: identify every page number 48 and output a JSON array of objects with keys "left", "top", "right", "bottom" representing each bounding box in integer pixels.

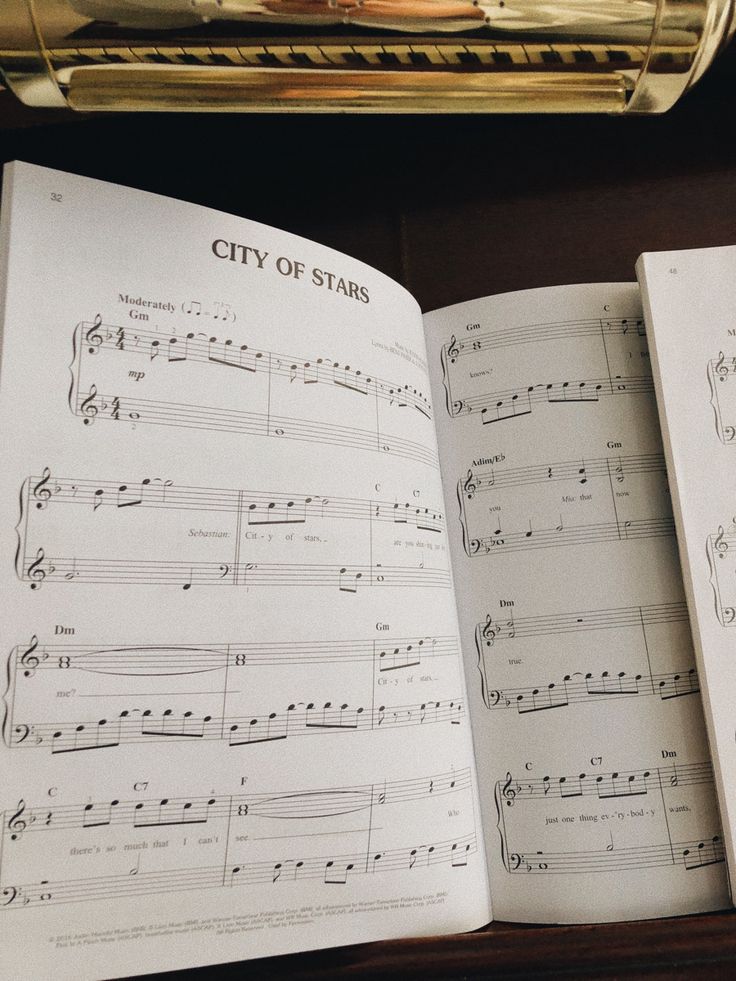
[{"left": 50, "top": 192, "right": 63, "bottom": 203}]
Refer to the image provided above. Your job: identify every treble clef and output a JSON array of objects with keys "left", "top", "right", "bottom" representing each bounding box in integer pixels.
[
  {"left": 715, "top": 525, "right": 729, "bottom": 558},
  {"left": 462, "top": 469, "right": 477, "bottom": 500},
  {"left": 19, "top": 635, "right": 41, "bottom": 678},
  {"left": 85, "top": 313, "right": 104, "bottom": 354},
  {"left": 31, "top": 468, "right": 52, "bottom": 510},
  {"left": 481, "top": 614, "right": 496, "bottom": 648},
  {"left": 7, "top": 800, "right": 27, "bottom": 841},
  {"left": 26, "top": 549, "right": 48, "bottom": 590},
  {"left": 716, "top": 351, "right": 729, "bottom": 379},
  {"left": 447, "top": 334, "right": 460, "bottom": 364},
  {"left": 501, "top": 772, "right": 518, "bottom": 807},
  {"left": 79, "top": 385, "right": 99, "bottom": 425}
]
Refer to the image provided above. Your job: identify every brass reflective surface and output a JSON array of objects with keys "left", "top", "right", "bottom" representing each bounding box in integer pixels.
[{"left": 0, "top": 0, "right": 734, "bottom": 112}]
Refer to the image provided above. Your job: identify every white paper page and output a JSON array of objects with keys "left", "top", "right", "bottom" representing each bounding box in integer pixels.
[
  {"left": 0, "top": 162, "right": 490, "bottom": 980},
  {"left": 424, "top": 283, "right": 729, "bottom": 923},
  {"left": 638, "top": 245, "right": 736, "bottom": 897}
]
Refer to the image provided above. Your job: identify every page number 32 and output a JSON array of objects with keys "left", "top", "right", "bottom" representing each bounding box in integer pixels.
[{"left": 50, "top": 192, "right": 63, "bottom": 203}]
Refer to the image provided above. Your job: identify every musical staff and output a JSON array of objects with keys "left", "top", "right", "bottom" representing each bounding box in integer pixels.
[
  {"left": 495, "top": 762, "right": 724, "bottom": 876},
  {"left": 504, "top": 837, "right": 724, "bottom": 875},
  {"left": 498, "top": 763, "right": 713, "bottom": 804},
  {"left": 4, "top": 770, "right": 471, "bottom": 840},
  {"left": 448, "top": 376, "right": 654, "bottom": 423},
  {"left": 1, "top": 834, "right": 476, "bottom": 909},
  {"left": 439, "top": 315, "right": 651, "bottom": 424},
  {"left": 8, "top": 634, "right": 457, "bottom": 679},
  {"left": 0, "top": 769, "right": 476, "bottom": 909},
  {"left": 24, "top": 471, "right": 444, "bottom": 532},
  {"left": 16, "top": 471, "right": 450, "bottom": 592},
  {"left": 460, "top": 453, "right": 666, "bottom": 498},
  {"left": 473, "top": 602, "right": 696, "bottom": 713},
  {"left": 69, "top": 319, "right": 438, "bottom": 468},
  {"left": 481, "top": 667, "right": 699, "bottom": 714},
  {"left": 442, "top": 318, "right": 646, "bottom": 363},
  {"left": 475, "top": 602, "right": 688, "bottom": 643},
  {"left": 5, "top": 632, "right": 464, "bottom": 754},
  {"left": 457, "top": 453, "right": 673, "bottom": 558},
  {"left": 18, "top": 554, "right": 451, "bottom": 591},
  {"left": 464, "top": 518, "right": 674, "bottom": 556},
  {"left": 83, "top": 318, "right": 432, "bottom": 418},
  {"left": 9, "top": 696, "right": 463, "bottom": 754},
  {"left": 707, "top": 352, "right": 736, "bottom": 443}
]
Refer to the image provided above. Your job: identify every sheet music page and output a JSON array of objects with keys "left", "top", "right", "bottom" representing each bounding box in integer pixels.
[
  {"left": 0, "top": 162, "right": 489, "bottom": 980},
  {"left": 638, "top": 245, "right": 736, "bottom": 896},
  {"left": 424, "top": 283, "right": 729, "bottom": 923}
]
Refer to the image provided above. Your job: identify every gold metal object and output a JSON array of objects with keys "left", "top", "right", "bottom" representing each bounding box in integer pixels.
[{"left": 0, "top": 0, "right": 734, "bottom": 113}]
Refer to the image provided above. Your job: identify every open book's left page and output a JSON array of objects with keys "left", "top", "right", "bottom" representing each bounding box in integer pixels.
[{"left": 0, "top": 163, "right": 489, "bottom": 980}]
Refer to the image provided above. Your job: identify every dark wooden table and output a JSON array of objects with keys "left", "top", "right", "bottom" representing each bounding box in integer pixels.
[{"left": 3, "top": 51, "right": 736, "bottom": 978}]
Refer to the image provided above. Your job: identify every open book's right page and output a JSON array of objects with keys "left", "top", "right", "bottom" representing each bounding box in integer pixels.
[
  {"left": 424, "top": 283, "right": 729, "bottom": 923},
  {"left": 638, "top": 245, "right": 736, "bottom": 894}
]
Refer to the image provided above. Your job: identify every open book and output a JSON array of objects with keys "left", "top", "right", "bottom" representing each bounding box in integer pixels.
[{"left": 0, "top": 162, "right": 729, "bottom": 980}]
